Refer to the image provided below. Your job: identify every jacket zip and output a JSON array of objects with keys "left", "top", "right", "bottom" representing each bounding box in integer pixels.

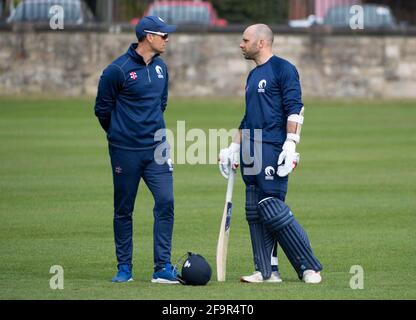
[{"left": 146, "top": 66, "right": 151, "bottom": 83}]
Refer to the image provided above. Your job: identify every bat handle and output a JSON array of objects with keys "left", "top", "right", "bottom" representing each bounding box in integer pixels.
[{"left": 225, "top": 166, "right": 235, "bottom": 203}]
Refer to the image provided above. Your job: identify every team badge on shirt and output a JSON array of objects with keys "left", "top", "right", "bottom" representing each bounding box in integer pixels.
[
  {"left": 130, "top": 72, "right": 138, "bottom": 80},
  {"left": 258, "top": 79, "right": 267, "bottom": 93},
  {"left": 155, "top": 66, "right": 164, "bottom": 79},
  {"left": 265, "top": 166, "right": 275, "bottom": 180}
]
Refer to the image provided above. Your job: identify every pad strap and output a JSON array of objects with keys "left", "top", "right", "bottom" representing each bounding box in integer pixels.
[
  {"left": 286, "top": 133, "right": 300, "bottom": 144},
  {"left": 287, "top": 107, "right": 305, "bottom": 144}
]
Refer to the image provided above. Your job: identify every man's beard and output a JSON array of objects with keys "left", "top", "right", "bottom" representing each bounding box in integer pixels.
[{"left": 243, "top": 52, "right": 255, "bottom": 60}]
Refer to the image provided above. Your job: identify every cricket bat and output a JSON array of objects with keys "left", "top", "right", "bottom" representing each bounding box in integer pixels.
[{"left": 216, "top": 165, "right": 235, "bottom": 282}]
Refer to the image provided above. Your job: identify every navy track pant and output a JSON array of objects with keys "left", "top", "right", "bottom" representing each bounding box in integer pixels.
[{"left": 109, "top": 145, "right": 174, "bottom": 272}]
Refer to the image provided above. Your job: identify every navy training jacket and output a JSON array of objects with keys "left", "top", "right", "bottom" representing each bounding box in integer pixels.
[{"left": 94, "top": 43, "right": 169, "bottom": 150}]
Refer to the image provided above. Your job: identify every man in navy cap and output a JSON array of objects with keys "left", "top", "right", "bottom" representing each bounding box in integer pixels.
[{"left": 94, "top": 16, "right": 179, "bottom": 283}]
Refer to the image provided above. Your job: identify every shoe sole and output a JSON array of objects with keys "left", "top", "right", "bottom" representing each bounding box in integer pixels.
[
  {"left": 265, "top": 279, "right": 283, "bottom": 283},
  {"left": 112, "top": 278, "right": 134, "bottom": 283},
  {"left": 302, "top": 274, "right": 322, "bottom": 284},
  {"left": 151, "top": 278, "right": 179, "bottom": 284},
  {"left": 303, "top": 279, "right": 322, "bottom": 284},
  {"left": 240, "top": 277, "right": 263, "bottom": 283},
  {"left": 240, "top": 277, "right": 283, "bottom": 283}
]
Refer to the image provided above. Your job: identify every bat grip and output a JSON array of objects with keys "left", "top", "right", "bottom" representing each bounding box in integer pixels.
[{"left": 225, "top": 166, "right": 235, "bottom": 203}]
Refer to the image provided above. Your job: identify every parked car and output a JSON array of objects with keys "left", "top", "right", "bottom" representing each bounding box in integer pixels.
[
  {"left": 322, "top": 4, "right": 397, "bottom": 29},
  {"left": 288, "top": 14, "right": 322, "bottom": 28},
  {"left": 131, "top": 1, "right": 227, "bottom": 27},
  {"left": 7, "top": 0, "right": 94, "bottom": 24}
]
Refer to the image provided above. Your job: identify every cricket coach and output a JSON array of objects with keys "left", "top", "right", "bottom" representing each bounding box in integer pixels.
[
  {"left": 219, "top": 24, "right": 323, "bottom": 284},
  {"left": 94, "top": 16, "right": 179, "bottom": 284}
]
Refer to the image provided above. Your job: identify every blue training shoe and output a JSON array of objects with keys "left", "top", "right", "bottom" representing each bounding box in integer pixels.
[
  {"left": 151, "top": 263, "right": 179, "bottom": 284},
  {"left": 112, "top": 264, "right": 133, "bottom": 283}
]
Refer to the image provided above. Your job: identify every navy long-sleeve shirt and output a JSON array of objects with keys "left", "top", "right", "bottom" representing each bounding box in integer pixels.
[
  {"left": 94, "top": 43, "right": 169, "bottom": 150},
  {"left": 240, "top": 55, "right": 303, "bottom": 146}
]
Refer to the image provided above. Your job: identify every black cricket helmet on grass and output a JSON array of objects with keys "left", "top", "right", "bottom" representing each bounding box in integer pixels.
[{"left": 176, "top": 252, "right": 212, "bottom": 286}]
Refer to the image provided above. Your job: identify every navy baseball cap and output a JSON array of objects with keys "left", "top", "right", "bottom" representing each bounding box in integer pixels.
[{"left": 135, "top": 16, "right": 177, "bottom": 39}]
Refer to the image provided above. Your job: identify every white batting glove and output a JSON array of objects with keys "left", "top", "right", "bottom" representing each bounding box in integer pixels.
[
  {"left": 277, "top": 140, "right": 300, "bottom": 177},
  {"left": 218, "top": 142, "right": 240, "bottom": 179}
]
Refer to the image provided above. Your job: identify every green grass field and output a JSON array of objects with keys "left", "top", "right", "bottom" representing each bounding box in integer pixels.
[{"left": 0, "top": 97, "right": 415, "bottom": 300}]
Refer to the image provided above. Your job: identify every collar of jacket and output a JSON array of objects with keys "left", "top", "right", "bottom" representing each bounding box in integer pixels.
[{"left": 127, "top": 43, "right": 160, "bottom": 66}]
